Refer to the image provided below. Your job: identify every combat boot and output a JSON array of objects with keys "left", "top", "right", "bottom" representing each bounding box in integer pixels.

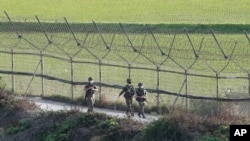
[
  {"left": 138, "top": 112, "right": 141, "bottom": 118},
  {"left": 142, "top": 113, "right": 146, "bottom": 119},
  {"left": 126, "top": 109, "right": 129, "bottom": 115}
]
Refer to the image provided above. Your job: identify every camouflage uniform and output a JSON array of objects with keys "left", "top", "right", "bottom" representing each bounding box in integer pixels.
[
  {"left": 119, "top": 78, "right": 135, "bottom": 116},
  {"left": 136, "top": 83, "right": 147, "bottom": 118},
  {"left": 84, "top": 77, "right": 97, "bottom": 113}
]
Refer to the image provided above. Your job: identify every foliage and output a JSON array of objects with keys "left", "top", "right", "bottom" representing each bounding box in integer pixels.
[
  {"left": 38, "top": 112, "right": 100, "bottom": 141},
  {"left": 143, "top": 116, "right": 192, "bottom": 141},
  {"left": 0, "top": 92, "right": 247, "bottom": 141},
  {"left": 5, "top": 119, "right": 32, "bottom": 135},
  {"left": 79, "top": 113, "right": 98, "bottom": 127},
  {"left": 40, "top": 118, "right": 77, "bottom": 141},
  {"left": 198, "top": 125, "right": 229, "bottom": 141},
  {"left": 0, "top": 92, "right": 16, "bottom": 110},
  {"left": 142, "top": 107, "right": 245, "bottom": 141},
  {"left": 98, "top": 117, "right": 118, "bottom": 131}
]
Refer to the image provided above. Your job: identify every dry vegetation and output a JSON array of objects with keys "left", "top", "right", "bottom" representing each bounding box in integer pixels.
[
  {"left": 0, "top": 88, "right": 249, "bottom": 141},
  {"left": 0, "top": 89, "right": 145, "bottom": 141}
]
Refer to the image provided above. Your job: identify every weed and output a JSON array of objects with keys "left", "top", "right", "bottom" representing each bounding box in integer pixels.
[
  {"left": 198, "top": 125, "right": 229, "bottom": 141},
  {"left": 142, "top": 106, "right": 246, "bottom": 141},
  {"left": 79, "top": 113, "right": 98, "bottom": 127},
  {"left": 98, "top": 117, "right": 118, "bottom": 131},
  {"left": 5, "top": 119, "right": 32, "bottom": 135},
  {"left": 143, "top": 116, "right": 192, "bottom": 141},
  {"left": 38, "top": 112, "right": 101, "bottom": 141}
]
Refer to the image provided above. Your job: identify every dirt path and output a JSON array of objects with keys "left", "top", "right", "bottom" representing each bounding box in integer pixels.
[{"left": 26, "top": 97, "right": 160, "bottom": 124}]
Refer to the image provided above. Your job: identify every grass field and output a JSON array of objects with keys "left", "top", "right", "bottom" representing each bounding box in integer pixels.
[
  {"left": 1, "top": 31, "right": 250, "bottom": 97},
  {"left": 1, "top": 0, "right": 250, "bottom": 111},
  {"left": 1, "top": 0, "right": 250, "bottom": 24}
]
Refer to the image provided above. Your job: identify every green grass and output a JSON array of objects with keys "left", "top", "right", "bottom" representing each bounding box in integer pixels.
[
  {"left": 1, "top": 0, "right": 250, "bottom": 112},
  {"left": 1, "top": 0, "right": 250, "bottom": 24},
  {"left": 1, "top": 31, "right": 250, "bottom": 99}
]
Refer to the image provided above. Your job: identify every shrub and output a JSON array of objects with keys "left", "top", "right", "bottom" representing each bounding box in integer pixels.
[
  {"left": 5, "top": 119, "right": 32, "bottom": 135},
  {"left": 98, "top": 117, "right": 118, "bottom": 131},
  {"left": 198, "top": 125, "right": 229, "bottom": 141},
  {"left": 143, "top": 116, "right": 192, "bottom": 141}
]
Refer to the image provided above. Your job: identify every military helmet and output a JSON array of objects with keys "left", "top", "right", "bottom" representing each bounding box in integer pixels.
[
  {"left": 126, "top": 78, "right": 131, "bottom": 83},
  {"left": 138, "top": 82, "right": 143, "bottom": 87},
  {"left": 88, "top": 77, "right": 93, "bottom": 81}
]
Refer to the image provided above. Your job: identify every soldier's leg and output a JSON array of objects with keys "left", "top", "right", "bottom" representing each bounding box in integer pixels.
[
  {"left": 130, "top": 98, "right": 134, "bottom": 116},
  {"left": 90, "top": 97, "right": 95, "bottom": 112},
  {"left": 141, "top": 102, "right": 145, "bottom": 118},
  {"left": 138, "top": 102, "right": 142, "bottom": 117},
  {"left": 93, "top": 95, "right": 95, "bottom": 110},
  {"left": 86, "top": 97, "right": 91, "bottom": 113},
  {"left": 125, "top": 98, "right": 129, "bottom": 115},
  {"left": 138, "top": 102, "right": 141, "bottom": 118},
  {"left": 126, "top": 98, "right": 132, "bottom": 115}
]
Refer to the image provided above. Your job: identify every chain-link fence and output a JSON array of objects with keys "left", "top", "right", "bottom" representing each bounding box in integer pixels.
[{"left": 1, "top": 12, "right": 250, "bottom": 116}]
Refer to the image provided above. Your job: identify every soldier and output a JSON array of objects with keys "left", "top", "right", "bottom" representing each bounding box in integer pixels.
[
  {"left": 84, "top": 77, "right": 98, "bottom": 113},
  {"left": 136, "top": 82, "right": 147, "bottom": 118},
  {"left": 118, "top": 78, "right": 135, "bottom": 117}
]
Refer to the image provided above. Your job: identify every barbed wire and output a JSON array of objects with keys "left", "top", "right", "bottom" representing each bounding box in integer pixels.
[{"left": 1, "top": 13, "right": 250, "bottom": 114}]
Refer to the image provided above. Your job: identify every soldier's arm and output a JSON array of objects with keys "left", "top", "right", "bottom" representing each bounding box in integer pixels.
[
  {"left": 84, "top": 86, "right": 88, "bottom": 91},
  {"left": 135, "top": 89, "right": 139, "bottom": 97},
  {"left": 118, "top": 90, "right": 124, "bottom": 97},
  {"left": 92, "top": 86, "right": 98, "bottom": 91},
  {"left": 84, "top": 86, "right": 92, "bottom": 91},
  {"left": 118, "top": 87, "right": 125, "bottom": 97}
]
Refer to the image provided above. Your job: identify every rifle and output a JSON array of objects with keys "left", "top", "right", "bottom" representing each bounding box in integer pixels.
[
  {"left": 84, "top": 84, "right": 98, "bottom": 100},
  {"left": 135, "top": 95, "right": 147, "bottom": 102},
  {"left": 85, "top": 87, "right": 93, "bottom": 91}
]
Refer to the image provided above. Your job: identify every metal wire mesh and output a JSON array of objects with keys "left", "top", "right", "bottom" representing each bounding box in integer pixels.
[{"left": 1, "top": 14, "right": 250, "bottom": 115}]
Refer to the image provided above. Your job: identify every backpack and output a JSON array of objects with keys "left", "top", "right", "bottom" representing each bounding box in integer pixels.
[{"left": 124, "top": 85, "right": 134, "bottom": 98}]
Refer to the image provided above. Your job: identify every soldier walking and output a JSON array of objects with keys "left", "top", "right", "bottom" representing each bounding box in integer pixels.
[
  {"left": 118, "top": 78, "right": 135, "bottom": 117},
  {"left": 136, "top": 82, "right": 147, "bottom": 118},
  {"left": 84, "top": 77, "right": 98, "bottom": 113}
]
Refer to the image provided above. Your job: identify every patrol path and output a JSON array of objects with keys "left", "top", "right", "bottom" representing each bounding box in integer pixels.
[{"left": 26, "top": 97, "right": 160, "bottom": 124}]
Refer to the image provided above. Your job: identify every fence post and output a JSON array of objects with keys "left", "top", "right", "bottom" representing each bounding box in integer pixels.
[
  {"left": 40, "top": 51, "right": 44, "bottom": 97},
  {"left": 11, "top": 49, "right": 15, "bottom": 93},
  {"left": 128, "top": 63, "right": 131, "bottom": 78},
  {"left": 156, "top": 65, "right": 160, "bottom": 113},
  {"left": 99, "top": 59, "right": 102, "bottom": 101},
  {"left": 70, "top": 57, "right": 74, "bottom": 101},
  {"left": 248, "top": 73, "right": 250, "bottom": 93},
  {"left": 216, "top": 72, "right": 219, "bottom": 99},
  {"left": 185, "top": 69, "right": 188, "bottom": 110},
  {"left": 216, "top": 72, "right": 220, "bottom": 115}
]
